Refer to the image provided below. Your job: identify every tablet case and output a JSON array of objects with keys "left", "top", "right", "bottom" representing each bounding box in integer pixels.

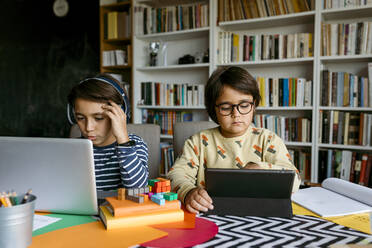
[{"left": 205, "top": 168, "right": 295, "bottom": 218}]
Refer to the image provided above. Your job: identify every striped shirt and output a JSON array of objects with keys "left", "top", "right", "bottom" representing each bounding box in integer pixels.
[{"left": 93, "top": 133, "right": 149, "bottom": 191}]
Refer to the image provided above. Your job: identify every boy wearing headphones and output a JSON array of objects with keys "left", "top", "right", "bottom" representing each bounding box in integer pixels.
[{"left": 67, "top": 74, "right": 149, "bottom": 191}]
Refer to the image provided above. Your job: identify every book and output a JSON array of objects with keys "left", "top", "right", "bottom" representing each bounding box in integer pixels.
[
  {"left": 340, "top": 150, "right": 352, "bottom": 181},
  {"left": 332, "top": 110, "right": 339, "bottom": 144},
  {"left": 349, "top": 152, "right": 356, "bottom": 182},
  {"left": 354, "top": 154, "right": 362, "bottom": 184},
  {"left": 343, "top": 112, "right": 350, "bottom": 145},
  {"left": 369, "top": 63, "right": 372, "bottom": 107},
  {"left": 321, "top": 70, "right": 329, "bottom": 106},
  {"left": 368, "top": 155, "right": 372, "bottom": 188},
  {"left": 333, "top": 150, "right": 342, "bottom": 178},
  {"left": 159, "top": 142, "right": 173, "bottom": 174},
  {"left": 359, "top": 154, "right": 369, "bottom": 186},
  {"left": 292, "top": 177, "right": 372, "bottom": 217},
  {"left": 248, "top": 0, "right": 260, "bottom": 19},
  {"left": 105, "top": 196, "right": 181, "bottom": 217},
  {"left": 348, "top": 113, "right": 360, "bottom": 145},
  {"left": 99, "top": 205, "right": 184, "bottom": 230},
  {"left": 318, "top": 150, "right": 327, "bottom": 182},
  {"left": 326, "top": 149, "right": 333, "bottom": 178}
]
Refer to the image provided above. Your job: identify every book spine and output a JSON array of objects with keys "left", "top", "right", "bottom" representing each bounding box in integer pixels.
[{"left": 359, "top": 154, "right": 369, "bottom": 186}]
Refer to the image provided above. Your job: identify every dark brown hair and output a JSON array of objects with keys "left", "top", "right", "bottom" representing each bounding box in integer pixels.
[
  {"left": 67, "top": 73, "right": 126, "bottom": 107},
  {"left": 205, "top": 66, "right": 261, "bottom": 124}
]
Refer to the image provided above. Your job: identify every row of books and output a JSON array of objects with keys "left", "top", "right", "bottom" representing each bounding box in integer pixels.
[
  {"left": 254, "top": 115, "right": 312, "bottom": 143},
  {"left": 321, "top": 70, "right": 371, "bottom": 107},
  {"left": 321, "top": 22, "right": 372, "bottom": 56},
  {"left": 159, "top": 142, "right": 175, "bottom": 176},
  {"left": 288, "top": 148, "right": 311, "bottom": 182},
  {"left": 140, "top": 82, "right": 205, "bottom": 107},
  {"left": 134, "top": 3, "right": 209, "bottom": 35},
  {"left": 102, "top": 46, "right": 131, "bottom": 67},
  {"left": 218, "top": 31, "right": 313, "bottom": 63},
  {"left": 319, "top": 111, "right": 372, "bottom": 146},
  {"left": 106, "top": 72, "right": 130, "bottom": 97},
  {"left": 217, "top": 0, "right": 314, "bottom": 23},
  {"left": 256, "top": 77, "right": 312, "bottom": 107},
  {"left": 141, "top": 109, "right": 193, "bottom": 135},
  {"left": 318, "top": 150, "right": 372, "bottom": 188},
  {"left": 103, "top": 10, "right": 131, "bottom": 40},
  {"left": 323, "top": 0, "right": 372, "bottom": 9}
]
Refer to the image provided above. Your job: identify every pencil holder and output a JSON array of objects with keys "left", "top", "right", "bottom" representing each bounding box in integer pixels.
[{"left": 0, "top": 194, "right": 36, "bottom": 248}]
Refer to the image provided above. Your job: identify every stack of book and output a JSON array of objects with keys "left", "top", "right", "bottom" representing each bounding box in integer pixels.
[
  {"left": 135, "top": 2, "right": 209, "bottom": 35},
  {"left": 99, "top": 196, "right": 184, "bottom": 230},
  {"left": 142, "top": 109, "right": 193, "bottom": 135},
  {"left": 140, "top": 82, "right": 204, "bottom": 107},
  {"left": 217, "top": 0, "right": 314, "bottom": 22}
]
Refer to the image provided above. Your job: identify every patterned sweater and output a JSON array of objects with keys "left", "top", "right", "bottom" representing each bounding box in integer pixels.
[
  {"left": 93, "top": 133, "right": 149, "bottom": 191},
  {"left": 167, "top": 125, "right": 301, "bottom": 203}
]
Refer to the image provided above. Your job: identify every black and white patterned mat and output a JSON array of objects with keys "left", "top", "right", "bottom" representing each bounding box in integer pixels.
[{"left": 195, "top": 214, "right": 372, "bottom": 247}]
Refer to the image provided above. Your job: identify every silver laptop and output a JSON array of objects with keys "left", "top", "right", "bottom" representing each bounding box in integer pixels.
[{"left": 0, "top": 136, "right": 98, "bottom": 215}]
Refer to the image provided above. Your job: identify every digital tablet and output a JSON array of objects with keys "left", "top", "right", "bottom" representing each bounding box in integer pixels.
[{"left": 205, "top": 168, "right": 295, "bottom": 217}]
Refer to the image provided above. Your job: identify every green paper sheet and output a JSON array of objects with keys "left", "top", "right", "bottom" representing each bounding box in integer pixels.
[{"left": 32, "top": 214, "right": 97, "bottom": 236}]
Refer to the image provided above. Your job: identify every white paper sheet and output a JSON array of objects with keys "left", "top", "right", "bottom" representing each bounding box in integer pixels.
[
  {"left": 292, "top": 178, "right": 372, "bottom": 217},
  {"left": 33, "top": 214, "right": 61, "bottom": 231},
  {"left": 322, "top": 177, "right": 372, "bottom": 206}
]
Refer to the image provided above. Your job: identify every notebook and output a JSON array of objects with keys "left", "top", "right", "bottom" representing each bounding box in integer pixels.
[
  {"left": 205, "top": 168, "right": 295, "bottom": 217},
  {"left": 0, "top": 136, "right": 98, "bottom": 215}
]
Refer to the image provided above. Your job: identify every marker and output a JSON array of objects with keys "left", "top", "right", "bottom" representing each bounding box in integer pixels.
[
  {"left": 1, "top": 192, "right": 11, "bottom": 207},
  {"left": 10, "top": 191, "right": 19, "bottom": 206},
  {"left": 8, "top": 191, "right": 15, "bottom": 206},
  {"left": 4, "top": 193, "right": 12, "bottom": 207},
  {"left": 0, "top": 193, "right": 7, "bottom": 207},
  {"left": 21, "top": 189, "right": 32, "bottom": 204}
]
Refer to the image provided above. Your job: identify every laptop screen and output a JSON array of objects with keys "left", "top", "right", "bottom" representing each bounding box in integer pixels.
[{"left": 0, "top": 136, "right": 98, "bottom": 215}]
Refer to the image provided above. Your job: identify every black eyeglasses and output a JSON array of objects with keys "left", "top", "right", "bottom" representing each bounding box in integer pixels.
[{"left": 215, "top": 101, "right": 254, "bottom": 116}]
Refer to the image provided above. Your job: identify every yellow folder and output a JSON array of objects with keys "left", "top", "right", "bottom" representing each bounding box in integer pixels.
[
  {"left": 292, "top": 202, "right": 371, "bottom": 234},
  {"left": 99, "top": 205, "right": 184, "bottom": 230}
]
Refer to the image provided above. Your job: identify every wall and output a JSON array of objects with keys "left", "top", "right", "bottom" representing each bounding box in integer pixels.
[{"left": 0, "top": 0, "right": 100, "bottom": 137}]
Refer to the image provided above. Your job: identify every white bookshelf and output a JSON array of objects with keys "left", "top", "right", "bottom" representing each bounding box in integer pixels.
[
  {"left": 313, "top": 0, "right": 372, "bottom": 182},
  {"left": 132, "top": 0, "right": 213, "bottom": 129},
  {"left": 130, "top": 0, "right": 372, "bottom": 183},
  {"left": 286, "top": 141, "right": 313, "bottom": 147},
  {"left": 318, "top": 144, "right": 372, "bottom": 151},
  {"left": 136, "top": 26, "right": 210, "bottom": 40}
]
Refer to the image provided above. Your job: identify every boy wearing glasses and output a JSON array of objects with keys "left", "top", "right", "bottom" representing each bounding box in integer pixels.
[{"left": 167, "top": 66, "right": 301, "bottom": 214}]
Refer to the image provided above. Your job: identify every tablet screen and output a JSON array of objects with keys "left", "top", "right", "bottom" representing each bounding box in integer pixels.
[{"left": 205, "top": 168, "right": 295, "bottom": 199}]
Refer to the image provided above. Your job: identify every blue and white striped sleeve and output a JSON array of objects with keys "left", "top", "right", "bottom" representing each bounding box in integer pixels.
[{"left": 116, "top": 134, "right": 149, "bottom": 188}]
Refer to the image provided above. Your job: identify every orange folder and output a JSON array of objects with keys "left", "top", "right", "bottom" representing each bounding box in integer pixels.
[
  {"left": 30, "top": 221, "right": 168, "bottom": 248},
  {"left": 105, "top": 196, "right": 181, "bottom": 217}
]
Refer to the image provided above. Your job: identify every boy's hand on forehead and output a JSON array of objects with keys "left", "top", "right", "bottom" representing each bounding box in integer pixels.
[{"left": 101, "top": 100, "right": 129, "bottom": 144}]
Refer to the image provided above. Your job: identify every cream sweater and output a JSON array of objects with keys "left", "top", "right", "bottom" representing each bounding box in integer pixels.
[{"left": 167, "top": 125, "right": 301, "bottom": 203}]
